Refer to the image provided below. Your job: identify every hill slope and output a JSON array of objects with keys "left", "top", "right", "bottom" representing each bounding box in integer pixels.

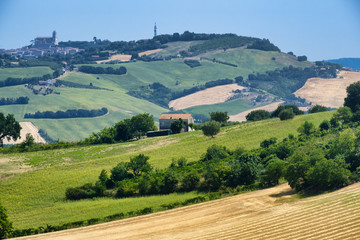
[
  {"left": 0, "top": 111, "right": 333, "bottom": 229},
  {"left": 16, "top": 182, "right": 360, "bottom": 240},
  {"left": 0, "top": 47, "right": 312, "bottom": 141}
]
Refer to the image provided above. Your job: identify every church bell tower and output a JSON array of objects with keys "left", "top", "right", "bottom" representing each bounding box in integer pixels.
[{"left": 52, "top": 30, "right": 58, "bottom": 45}]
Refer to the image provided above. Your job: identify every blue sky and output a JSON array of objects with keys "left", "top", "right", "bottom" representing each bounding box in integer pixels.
[{"left": 0, "top": 0, "right": 359, "bottom": 61}]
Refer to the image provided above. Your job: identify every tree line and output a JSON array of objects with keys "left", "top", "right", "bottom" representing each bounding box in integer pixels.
[
  {"left": 0, "top": 97, "right": 29, "bottom": 106},
  {"left": 78, "top": 66, "right": 127, "bottom": 75},
  {"left": 24, "top": 108, "right": 108, "bottom": 119},
  {"left": 0, "top": 74, "right": 53, "bottom": 88}
]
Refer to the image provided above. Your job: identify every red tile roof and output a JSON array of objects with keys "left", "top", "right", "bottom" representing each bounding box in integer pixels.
[{"left": 159, "top": 114, "right": 192, "bottom": 120}]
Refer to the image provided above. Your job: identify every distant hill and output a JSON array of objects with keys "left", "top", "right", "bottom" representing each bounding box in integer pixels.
[
  {"left": 325, "top": 58, "right": 360, "bottom": 70},
  {"left": 0, "top": 32, "right": 341, "bottom": 141}
]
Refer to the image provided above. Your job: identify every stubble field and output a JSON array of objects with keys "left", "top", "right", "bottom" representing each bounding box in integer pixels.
[{"left": 15, "top": 182, "right": 360, "bottom": 240}]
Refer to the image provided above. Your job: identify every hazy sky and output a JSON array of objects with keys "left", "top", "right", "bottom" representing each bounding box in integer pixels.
[{"left": 0, "top": 0, "right": 359, "bottom": 61}]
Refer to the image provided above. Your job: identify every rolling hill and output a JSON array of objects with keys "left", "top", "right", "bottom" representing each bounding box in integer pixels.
[
  {"left": 0, "top": 45, "right": 313, "bottom": 142},
  {"left": 0, "top": 111, "right": 333, "bottom": 230}
]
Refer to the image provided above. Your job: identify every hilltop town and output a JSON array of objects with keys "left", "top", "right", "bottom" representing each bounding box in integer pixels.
[{"left": 0, "top": 31, "right": 81, "bottom": 58}]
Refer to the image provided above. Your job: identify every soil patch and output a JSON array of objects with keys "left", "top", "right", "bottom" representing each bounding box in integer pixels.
[
  {"left": 295, "top": 71, "right": 360, "bottom": 108},
  {"left": 96, "top": 54, "right": 132, "bottom": 64},
  {"left": 3, "top": 122, "right": 46, "bottom": 145},
  {"left": 169, "top": 84, "right": 245, "bottom": 110},
  {"left": 138, "top": 49, "right": 163, "bottom": 57}
]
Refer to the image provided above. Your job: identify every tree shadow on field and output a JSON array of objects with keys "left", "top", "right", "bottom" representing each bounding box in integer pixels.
[{"left": 270, "top": 189, "right": 296, "bottom": 198}]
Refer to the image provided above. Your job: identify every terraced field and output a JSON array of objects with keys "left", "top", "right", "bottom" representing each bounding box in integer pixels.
[{"left": 16, "top": 182, "right": 360, "bottom": 240}]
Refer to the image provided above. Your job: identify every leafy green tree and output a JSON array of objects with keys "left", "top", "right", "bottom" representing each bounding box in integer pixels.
[
  {"left": 297, "top": 121, "right": 316, "bottom": 136},
  {"left": 116, "top": 179, "right": 137, "bottom": 198},
  {"left": 203, "top": 164, "right": 229, "bottom": 191},
  {"left": 161, "top": 171, "right": 179, "bottom": 194},
  {"left": 128, "top": 154, "right": 152, "bottom": 177},
  {"left": 203, "top": 144, "right": 229, "bottom": 161},
  {"left": 344, "top": 81, "right": 360, "bottom": 112},
  {"left": 209, "top": 112, "right": 229, "bottom": 123},
  {"left": 98, "top": 169, "right": 109, "bottom": 186},
  {"left": 319, "top": 120, "right": 331, "bottom": 131},
  {"left": 130, "top": 113, "right": 156, "bottom": 138},
  {"left": 307, "top": 156, "right": 350, "bottom": 190},
  {"left": 279, "top": 108, "right": 295, "bottom": 120},
  {"left": 308, "top": 105, "right": 328, "bottom": 113},
  {"left": 331, "top": 107, "right": 352, "bottom": 125},
  {"left": 284, "top": 150, "right": 311, "bottom": 191},
  {"left": 19, "top": 133, "right": 34, "bottom": 149},
  {"left": 110, "top": 162, "right": 130, "bottom": 182},
  {"left": 227, "top": 153, "right": 260, "bottom": 187},
  {"left": 201, "top": 120, "right": 221, "bottom": 137},
  {"left": 0, "top": 113, "right": 21, "bottom": 147},
  {"left": 271, "top": 105, "right": 303, "bottom": 118},
  {"left": 0, "top": 204, "right": 13, "bottom": 239},
  {"left": 114, "top": 119, "right": 132, "bottom": 142},
  {"left": 246, "top": 110, "right": 271, "bottom": 121},
  {"left": 181, "top": 171, "right": 200, "bottom": 191},
  {"left": 170, "top": 119, "right": 185, "bottom": 134},
  {"left": 260, "top": 137, "right": 277, "bottom": 148},
  {"left": 263, "top": 158, "right": 286, "bottom": 185}
]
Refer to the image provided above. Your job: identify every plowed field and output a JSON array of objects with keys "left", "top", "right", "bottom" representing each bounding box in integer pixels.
[
  {"left": 169, "top": 84, "right": 245, "bottom": 110},
  {"left": 16, "top": 182, "right": 360, "bottom": 240},
  {"left": 295, "top": 71, "right": 360, "bottom": 108},
  {"left": 3, "top": 122, "right": 46, "bottom": 144}
]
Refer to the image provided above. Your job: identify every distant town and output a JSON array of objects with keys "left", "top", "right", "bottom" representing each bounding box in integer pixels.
[{"left": 0, "top": 31, "right": 82, "bottom": 58}]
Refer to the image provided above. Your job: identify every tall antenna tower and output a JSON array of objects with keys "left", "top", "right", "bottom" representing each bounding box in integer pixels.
[{"left": 154, "top": 23, "right": 157, "bottom": 37}]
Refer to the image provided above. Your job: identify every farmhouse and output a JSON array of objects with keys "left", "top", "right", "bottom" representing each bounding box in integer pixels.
[{"left": 159, "top": 114, "right": 194, "bottom": 132}]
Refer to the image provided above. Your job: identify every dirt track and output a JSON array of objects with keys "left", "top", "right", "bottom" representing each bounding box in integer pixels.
[
  {"left": 169, "top": 84, "right": 245, "bottom": 110},
  {"left": 295, "top": 71, "right": 360, "bottom": 108},
  {"left": 15, "top": 182, "right": 360, "bottom": 240}
]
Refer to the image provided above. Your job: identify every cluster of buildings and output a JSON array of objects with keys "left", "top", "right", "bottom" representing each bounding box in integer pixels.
[{"left": 0, "top": 31, "right": 82, "bottom": 58}]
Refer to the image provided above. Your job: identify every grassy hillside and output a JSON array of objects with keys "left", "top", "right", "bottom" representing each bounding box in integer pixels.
[
  {"left": 0, "top": 111, "right": 333, "bottom": 229},
  {"left": 0, "top": 47, "right": 313, "bottom": 141},
  {"left": 0, "top": 66, "right": 53, "bottom": 81}
]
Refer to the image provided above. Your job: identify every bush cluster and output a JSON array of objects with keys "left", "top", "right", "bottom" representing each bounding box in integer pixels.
[
  {"left": 184, "top": 59, "right": 201, "bottom": 68},
  {"left": 78, "top": 66, "right": 127, "bottom": 75},
  {"left": 24, "top": 108, "right": 108, "bottom": 119},
  {"left": 0, "top": 97, "right": 29, "bottom": 105}
]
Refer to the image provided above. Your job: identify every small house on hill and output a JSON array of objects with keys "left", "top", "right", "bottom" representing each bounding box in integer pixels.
[{"left": 159, "top": 114, "right": 194, "bottom": 132}]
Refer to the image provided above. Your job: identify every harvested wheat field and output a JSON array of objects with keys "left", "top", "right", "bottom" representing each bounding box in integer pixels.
[
  {"left": 169, "top": 84, "right": 245, "bottom": 110},
  {"left": 138, "top": 49, "right": 163, "bottom": 57},
  {"left": 295, "top": 71, "right": 360, "bottom": 108},
  {"left": 229, "top": 101, "right": 283, "bottom": 122},
  {"left": 3, "top": 122, "right": 46, "bottom": 145},
  {"left": 96, "top": 54, "right": 132, "bottom": 64},
  {"left": 15, "top": 182, "right": 360, "bottom": 240}
]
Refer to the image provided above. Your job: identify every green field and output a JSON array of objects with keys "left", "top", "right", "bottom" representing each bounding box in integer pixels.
[
  {"left": 0, "top": 111, "right": 333, "bottom": 229},
  {"left": 0, "top": 66, "right": 53, "bottom": 81},
  {"left": 0, "top": 48, "right": 313, "bottom": 141}
]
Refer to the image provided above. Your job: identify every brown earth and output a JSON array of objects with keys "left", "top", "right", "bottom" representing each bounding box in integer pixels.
[
  {"left": 96, "top": 54, "right": 132, "bottom": 64},
  {"left": 229, "top": 101, "right": 283, "bottom": 122},
  {"left": 138, "top": 49, "right": 164, "bottom": 57},
  {"left": 169, "top": 84, "right": 245, "bottom": 110},
  {"left": 3, "top": 122, "right": 46, "bottom": 145},
  {"left": 295, "top": 71, "right": 360, "bottom": 108},
  {"left": 15, "top": 182, "right": 360, "bottom": 240}
]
